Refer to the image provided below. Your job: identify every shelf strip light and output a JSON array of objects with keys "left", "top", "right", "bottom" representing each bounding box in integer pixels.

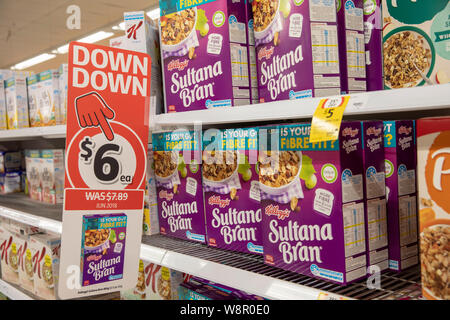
[{"left": 12, "top": 53, "right": 56, "bottom": 70}]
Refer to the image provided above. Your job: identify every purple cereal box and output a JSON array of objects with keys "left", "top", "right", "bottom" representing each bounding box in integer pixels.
[
  {"left": 384, "top": 120, "right": 418, "bottom": 272},
  {"left": 259, "top": 122, "right": 367, "bottom": 285},
  {"left": 336, "top": 0, "right": 367, "bottom": 94},
  {"left": 152, "top": 130, "right": 206, "bottom": 243},
  {"left": 246, "top": 0, "right": 259, "bottom": 104},
  {"left": 80, "top": 214, "right": 127, "bottom": 286},
  {"left": 363, "top": 0, "right": 383, "bottom": 91},
  {"left": 202, "top": 127, "right": 262, "bottom": 254},
  {"left": 253, "top": 0, "right": 341, "bottom": 102},
  {"left": 159, "top": 0, "right": 251, "bottom": 112},
  {"left": 361, "top": 121, "right": 388, "bottom": 272}
]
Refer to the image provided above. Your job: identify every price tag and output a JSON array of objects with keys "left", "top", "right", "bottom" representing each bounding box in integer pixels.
[
  {"left": 58, "top": 42, "right": 151, "bottom": 300},
  {"left": 309, "top": 96, "right": 350, "bottom": 143}
]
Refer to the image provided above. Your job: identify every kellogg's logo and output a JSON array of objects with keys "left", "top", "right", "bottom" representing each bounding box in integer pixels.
[
  {"left": 398, "top": 126, "right": 412, "bottom": 135},
  {"left": 342, "top": 127, "right": 359, "bottom": 137},
  {"left": 87, "top": 254, "right": 102, "bottom": 262},
  {"left": 366, "top": 126, "right": 382, "bottom": 136},
  {"left": 159, "top": 190, "right": 174, "bottom": 201},
  {"left": 425, "top": 131, "right": 450, "bottom": 213},
  {"left": 208, "top": 195, "right": 231, "bottom": 208},
  {"left": 258, "top": 46, "right": 275, "bottom": 61},
  {"left": 265, "top": 204, "right": 291, "bottom": 220},
  {"left": 167, "top": 59, "right": 189, "bottom": 71}
]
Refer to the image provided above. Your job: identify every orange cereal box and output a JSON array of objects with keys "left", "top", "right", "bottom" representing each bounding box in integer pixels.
[{"left": 416, "top": 116, "right": 450, "bottom": 300}]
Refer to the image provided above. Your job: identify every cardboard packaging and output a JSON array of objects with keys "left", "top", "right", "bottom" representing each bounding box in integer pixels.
[
  {"left": 363, "top": 0, "right": 383, "bottom": 91},
  {"left": 5, "top": 73, "right": 30, "bottom": 129},
  {"left": 416, "top": 116, "right": 450, "bottom": 300},
  {"left": 253, "top": 0, "right": 342, "bottom": 102},
  {"left": 159, "top": 0, "right": 252, "bottom": 112},
  {"left": 259, "top": 121, "right": 367, "bottom": 285},
  {"left": 384, "top": 120, "right": 418, "bottom": 272},
  {"left": 336, "top": 0, "right": 367, "bottom": 94}
]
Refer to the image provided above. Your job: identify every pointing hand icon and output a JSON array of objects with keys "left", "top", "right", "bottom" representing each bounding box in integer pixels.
[{"left": 75, "top": 92, "right": 115, "bottom": 141}]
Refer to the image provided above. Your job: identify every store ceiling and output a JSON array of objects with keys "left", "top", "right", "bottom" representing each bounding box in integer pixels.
[{"left": 0, "top": 0, "right": 159, "bottom": 70}]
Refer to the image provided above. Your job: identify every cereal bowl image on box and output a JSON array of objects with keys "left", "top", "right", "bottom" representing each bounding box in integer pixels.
[
  {"left": 160, "top": 7, "right": 198, "bottom": 55},
  {"left": 80, "top": 214, "right": 127, "bottom": 287},
  {"left": 252, "top": 0, "right": 282, "bottom": 45}
]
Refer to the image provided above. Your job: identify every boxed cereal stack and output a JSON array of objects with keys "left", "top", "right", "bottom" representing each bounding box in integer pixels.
[
  {"left": 58, "top": 64, "right": 68, "bottom": 125},
  {"left": 25, "top": 150, "right": 42, "bottom": 201},
  {"left": 5, "top": 73, "right": 30, "bottom": 129},
  {"left": 258, "top": 121, "right": 367, "bottom": 285},
  {"left": 246, "top": 0, "right": 259, "bottom": 104},
  {"left": 253, "top": 0, "right": 341, "bottom": 102},
  {"left": 29, "top": 232, "right": 61, "bottom": 300},
  {"left": 159, "top": 0, "right": 251, "bottom": 112},
  {"left": 363, "top": 0, "right": 383, "bottom": 91},
  {"left": 40, "top": 149, "right": 64, "bottom": 204},
  {"left": 382, "top": 0, "right": 450, "bottom": 88},
  {"left": 143, "top": 144, "right": 159, "bottom": 236},
  {"left": 0, "top": 221, "right": 20, "bottom": 284},
  {"left": 35, "top": 70, "right": 60, "bottom": 127},
  {"left": 336, "top": 0, "right": 367, "bottom": 94},
  {"left": 416, "top": 116, "right": 450, "bottom": 300},
  {"left": 0, "top": 73, "right": 8, "bottom": 130},
  {"left": 383, "top": 120, "right": 418, "bottom": 272},
  {"left": 202, "top": 127, "right": 263, "bottom": 254},
  {"left": 0, "top": 151, "right": 23, "bottom": 194},
  {"left": 361, "top": 121, "right": 389, "bottom": 272},
  {"left": 27, "top": 74, "right": 40, "bottom": 127},
  {"left": 152, "top": 130, "right": 206, "bottom": 243}
]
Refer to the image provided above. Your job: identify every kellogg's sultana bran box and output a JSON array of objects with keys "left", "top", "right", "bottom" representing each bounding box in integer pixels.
[
  {"left": 152, "top": 130, "right": 206, "bottom": 243},
  {"left": 259, "top": 122, "right": 367, "bottom": 285},
  {"left": 202, "top": 127, "right": 263, "bottom": 254},
  {"left": 253, "top": 0, "right": 342, "bottom": 103},
  {"left": 159, "top": 0, "right": 252, "bottom": 112},
  {"left": 417, "top": 116, "right": 450, "bottom": 300},
  {"left": 383, "top": 120, "right": 418, "bottom": 272}
]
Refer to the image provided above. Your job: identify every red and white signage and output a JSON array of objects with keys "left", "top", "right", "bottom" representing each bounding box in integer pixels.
[{"left": 58, "top": 42, "right": 151, "bottom": 299}]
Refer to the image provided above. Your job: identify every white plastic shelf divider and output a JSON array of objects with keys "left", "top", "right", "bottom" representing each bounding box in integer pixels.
[
  {"left": 0, "top": 279, "right": 34, "bottom": 300},
  {"left": 0, "top": 125, "right": 66, "bottom": 141},
  {"left": 153, "top": 84, "right": 450, "bottom": 128}
]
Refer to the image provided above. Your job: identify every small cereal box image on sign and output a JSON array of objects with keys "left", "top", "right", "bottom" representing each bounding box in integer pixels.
[
  {"left": 417, "top": 117, "right": 450, "bottom": 300},
  {"left": 80, "top": 214, "right": 127, "bottom": 286}
]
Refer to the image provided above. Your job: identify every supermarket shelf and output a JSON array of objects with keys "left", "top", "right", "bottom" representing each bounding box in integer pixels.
[
  {"left": 0, "top": 194, "right": 62, "bottom": 234},
  {"left": 0, "top": 125, "right": 66, "bottom": 141},
  {"left": 153, "top": 84, "right": 450, "bottom": 128},
  {"left": 0, "top": 279, "right": 35, "bottom": 300},
  {"left": 0, "top": 194, "right": 423, "bottom": 300}
]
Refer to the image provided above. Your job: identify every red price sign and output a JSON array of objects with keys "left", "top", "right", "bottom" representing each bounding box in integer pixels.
[{"left": 65, "top": 42, "right": 151, "bottom": 192}]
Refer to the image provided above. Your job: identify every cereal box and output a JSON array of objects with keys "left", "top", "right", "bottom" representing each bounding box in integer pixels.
[
  {"left": 110, "top": 35, "right": 128, "bottom": 49},
  {"left": 363, "top": 0, "right": 383, "bottom": 91},
  {"left": 253, "top": 0, "right": 342, "bottom": 102},
  {"left": 382, "top": 0, "right": 450, "bottom": 88},
  {"left": 246, "top": 0, "right": 259, "bottom": 104},
  {"left": 153, "top": 130, "right": 206, "bottom": 243},
  {"left": 144, "top": 263, "right": 184, "bottom": 300},
  {"left": 143, "top": 144, "right": 159, "bottom": 236},
  {"left": 40, "top": 149, "right": 64, "bottom": 204},
  {"left": 16, "top": 234, "right": 35, "bottom": 292},
  {"left": 36, "top": 70, "right": 59, "bottom": 127},
  {"left": 336, "top": 0, "right": 367, "bottom": 93},
  {"left": 384, "top": 120, "right": 418, "bottom": 272},
  {"left": 30, "top": 233, "right": 61, "bottom": 300},
  {"left": 124, "top": 11, "right": 164, "bottom": 116},
  {"left": 0, "top": 226, "right": 19, "bottom": 284},
  {"left": 0, "top": 171, "right": 21, "bottom": 194},
  {"left": 202, "top": 127, "right": 263, "bottom": 254},
  {"left": 159, "top": 0, "right": 251, "bottom": 112},
  {"left": 0, "top": 73, "right": 8, "bottom": 130},
  {"left": 27, "top": 74, "right": 40, "bottom": 127},
  {"left": 259, "top": 122, "right": 367, "bottom": 285},
  {"left": 58, "top": 64, "right": 68, "bottom": 124},
  {"left": 5, "top": 74, "right": 29, "bottom": 129},
  {"left": 0, "top": 151, "right": 21, "bottom": 174},
  {"left": 120, "top": 259, "right": 148, "bottom": 300},
  {"left": 80, "top": 214, "right": 127, "bottom": 287},
  {"left": 361, "top": 121, "right": 388, "bottom": 272},
  {"left": 25, "top": 150, "right": 42, "bottom": 201},
  {"left": 417, "top": 116, "right": 450, "bottom": 300}
]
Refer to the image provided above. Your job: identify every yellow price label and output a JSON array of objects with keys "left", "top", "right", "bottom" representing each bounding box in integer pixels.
[{"left": 310, "top": 96, "right": 350, "bottom": 143}]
